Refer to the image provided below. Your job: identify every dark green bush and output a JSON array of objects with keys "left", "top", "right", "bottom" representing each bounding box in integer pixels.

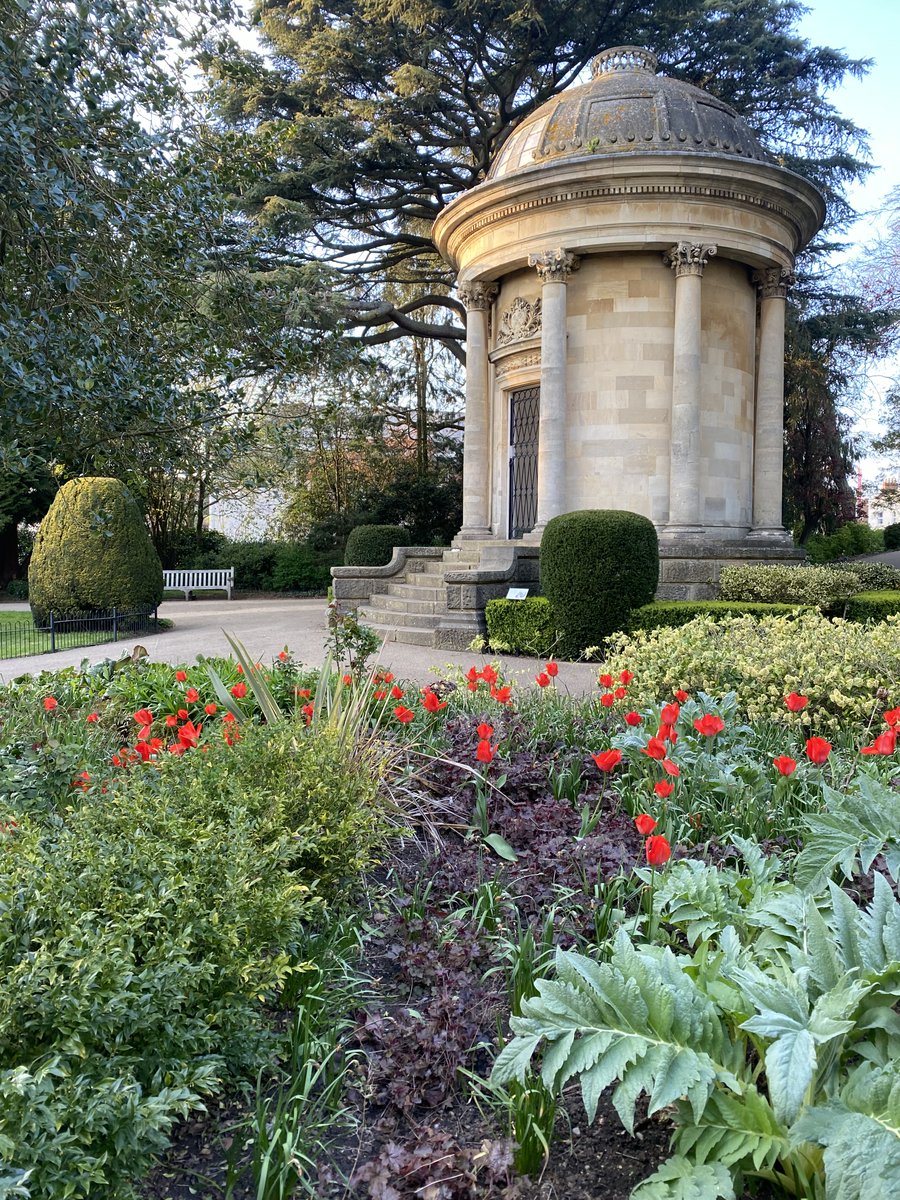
[
  {"left": 540, "top": 510, "right": 659, "bottom": 658},
  {"left": 805, "top": 522, "right": 883, "bottom": 562},
  {"left": 485, "top": 597, "right": 555, "bottom": 657},
  {"left": 344, "top": 524, "right": 410, "bottom": 567},
  {"left": 4, "top": 578, "right": 27, "bottom": 599},
  {"left": 28, "top": 477, "right": 163, "bottom": 623},
  {"left": 845, "top": 590, "right": 900, "bottom": 622},
  {"left": 884, "top": 522, "right": 900, "bottom": 551},
  {"left": 630, "top": 600, "right": 811, "bottom": 631},
  {"left": 175, "top": 539, "right": 336, "bottom": 593},
  {"left": 270, "top": 544, "right": 335, "bottom": 593}
]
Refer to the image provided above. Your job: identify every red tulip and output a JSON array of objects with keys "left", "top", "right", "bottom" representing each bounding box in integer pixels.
[
  {"left": 674, "top": 690, "right": 689, "bottom": 703},
  {"left": 624, "top": 711, "right": 643, "bottom": 726},
  {"left": 645, "top": 835, "right": 672, "bottom": 866},
  {"left": 394, "top": 706, "right": 415, "bottom": 723},
  {"left": 693, "top": 714, "right": 725, "bottom": 737},
  {"left": 599, "top": 674, "right": 613, "bottom": 688},
  {"left": 785, "top": 692, "right": 809, "bottom": 713},
  {"left": 860, "top": 730, "right": 896, "bottom": 756},
  {"left": 654, "top": 780, "right": 675, "bottom": 799},
  {"left": 391, "top": 685, "right": 405, "bottom": 700},
  {"left": 884, "top": 707, "right": 900, "bottom": 728},
  {"left": 493, "top": 685, "right": 512, "bottom": 704},
  {"left": 476, "top": 739, "right": 495, "bottom": 763},
  {"left": 177, "top": 708, "right": 189, "bottom": 719},
  {"left": 773, "top": 755, "right": 797, "bottom": 776},
  {"left": 592, "top": 748, "right": 622, "bottom": 772},
  {"left": 175, "top": 670, "right": 187, "bottom": 682},
  {"left": 205, "top": 703, "right": 217, "bottom": 716},
  {"left": 545, "top": 661, "right": 559, "bottom": 677},
  {"left": 466, "top": 666, "right": 481, "bottom": 684},
  {"left": 165, "top": 714, "right": 178, "bottom": 728},
  {"left": 600, "top": 692, "right": 616, "bottom": 708},
  {"left": 185, "top": 687, "right": 200, "bottom": 702},
  {"left": 43, "top": 696, "right": 58, "bottom": 712},
  {"left": 230, "top": 682, "right": 247, "bottom": 699},
  {"left": 421, "top": 690, "right": 447, "bottom": 713},
  {"left": 661, "top": 758, "right": 680, "bottom": 777},
  {"left": 178, "top": 721, "right": 202, "bottom": 748},
  {"left": 86, "top": 712, "right": 99, "bottom": 723},
  {"left": 482, "top": 665, "right": 498, "bottom": 685},
  {"left": 619, "top": 670, "right": 634, "bottom": 685},
  {"left": 660, "top": 703, "right": 679, "bottom": 726},
  {"left": 278, "top": 650, "right": 288, "bottom": 661},
  {"left": 536, "top": 672, "right": 550, "bottom": 688},
  {"left": 614, "top": 686, "right": 627, "bottom": 700},
  {"left": 641, "top": 737, "right": 667, "bottom": 760},
  {"left": 805, "top": 737, "right": 832, "bottom": 765},
  {"left": 342, "top": 674, "right": 352, "bottom": 686},
  {"left": 301, "top": 703, "right": 314, "bottom": 724},
  {"left": 476, "top": 723, "right": 494, "bottom": 740},
  {"left": 133, "top": 708, "right": 153, "bottom": 727},
  {"left": 634, "top": 813, "right": 657, "bottom": 835}
]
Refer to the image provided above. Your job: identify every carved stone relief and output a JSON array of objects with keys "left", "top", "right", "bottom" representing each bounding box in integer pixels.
[{"left": 495, "top": 296, "right": 542, "bottom": 347}]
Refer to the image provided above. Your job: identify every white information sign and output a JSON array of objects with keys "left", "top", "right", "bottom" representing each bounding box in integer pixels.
[{"left": 506, "top": 588, "right": 529, "bottom": 600}]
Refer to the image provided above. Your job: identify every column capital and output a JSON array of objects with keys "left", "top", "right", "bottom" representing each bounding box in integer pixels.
[
  {"left": 528, "top": 248, "right": 581, "bottom": 283},
  {"left": 457, "top": 280, "right": 498, "bottom": 311},
  {"left": 753, "top": 266, "right": 796, "bottom": 300},
  {"left": 664, "top": 242, "right": 717, "bottom": 277}
]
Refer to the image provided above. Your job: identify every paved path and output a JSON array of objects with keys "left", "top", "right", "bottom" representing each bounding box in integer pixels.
[{"left": 0, "top": 598, "right": 601, "bottom": 694}]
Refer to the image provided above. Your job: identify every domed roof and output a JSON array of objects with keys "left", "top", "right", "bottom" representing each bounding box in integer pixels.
[{"left": 488, "top": 46, "right": 769, "bottom": 180}]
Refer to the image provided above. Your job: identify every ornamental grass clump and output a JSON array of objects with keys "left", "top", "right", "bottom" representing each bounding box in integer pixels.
[{"left": 599, "top": 611, "right": 900, "bottom": 732}]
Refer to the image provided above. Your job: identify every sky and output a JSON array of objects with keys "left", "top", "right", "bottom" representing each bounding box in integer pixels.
[{"left": 797, "top": 0, "right": 899, "bottom": 477}]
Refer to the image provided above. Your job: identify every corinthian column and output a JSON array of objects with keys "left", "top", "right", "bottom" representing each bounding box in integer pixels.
[
  {"left": 750, "top": 266, "right": 794, "bottom": 537},
  {"left": 457, "top": 280, "right": 498, "bottom": 539},
  {"left": 663, "top": 241, "right": 717, "bottom": 535},
  {"left": 528, "top": 248, "right": 580, "bottom": 532}
]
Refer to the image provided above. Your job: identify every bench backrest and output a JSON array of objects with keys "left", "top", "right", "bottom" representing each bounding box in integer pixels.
[{"left": 164, "top": 568, "right": 234, "bottom": 587}]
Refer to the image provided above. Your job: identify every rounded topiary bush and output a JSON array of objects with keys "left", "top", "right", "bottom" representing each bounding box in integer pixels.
[
  {"left": 29, "top": 477, "right": 163, "bottom": 622},
  {"left": 540, "top": 510, "right": 659, "bottom": 657},
  {"left": 885, "top": 522, "right": 900, "bottom": 551},
  {"left": 344, "top": 524, "right": 409, "bottom": 567}
]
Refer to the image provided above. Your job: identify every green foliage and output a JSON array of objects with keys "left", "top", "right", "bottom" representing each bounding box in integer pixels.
[
  {"left": 792, "top": 774, "right": 900, "bottom": 893},
  {"left": 884, "top": 522, "right": 900, "bottom": 551},
  {"left": 344, "top": 524, "right": 410, "bottom": 567},
  {"left": 600, "top": 611, "right": 900, "bottom": 732},
  {"left": 718, "top": 564, "right": 859, "bottom": 609},
  {"left": 630, "top": 601, "right": 809, "bottom": 631},
  {"left": 829, "top": 560, "right": 900, "bottom": 591},
  {"left": 493, "top": 848, "right": 900, "bottom": 1200},
  {"left": 0, "top": 751, "right": 323, "bottom": 1196},
  {"left": 178, "top": 538, "right": 336, "bottom": 593},
  {"left": 28, "top": 478, "right": 163, "bottom": 621},
  {"left": 845, "top": 590, "right": 900, "bottom": 622},
  {"left": 3, "top": 581, "right": 27, "bottom": 600},
  {"left": 541, "top": 511, "right": 659, "bottom": 657},
  {"left": 806, "top": 523, "right": 884, "bottom": 562},
  {"left": 484, "top": 598, "right": 555, "bottom": 657}
]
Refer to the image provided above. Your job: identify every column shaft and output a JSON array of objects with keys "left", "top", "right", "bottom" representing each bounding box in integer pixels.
[
  {"left": 528, "top": 249, "right": 579, "bottom": 532},
  {"left": 458, "top": 282, "right": 497, "bottom": 538},
  {"left": 751, "top": 268, "right": 793, "bottom": 534},
  {"left": 663, "top": 242, "right": 716, "bottom": 534}
]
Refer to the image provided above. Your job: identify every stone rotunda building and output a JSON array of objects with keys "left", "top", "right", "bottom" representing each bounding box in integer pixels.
[{"left": 333, "top": 47, "right": 826, "bottom": 648}]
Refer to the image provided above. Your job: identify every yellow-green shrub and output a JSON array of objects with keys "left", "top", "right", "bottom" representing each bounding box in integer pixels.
[
  {"left": 717, "top": 564, "right": 859, "bottom": 610},
  {"left": 600, "top": 611, "right": 900, "bottom": 731}
]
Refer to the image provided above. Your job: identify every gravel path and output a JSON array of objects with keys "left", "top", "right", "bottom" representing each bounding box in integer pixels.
[{"left": 0, "top": 597, "right": 601, "bottom": 694}]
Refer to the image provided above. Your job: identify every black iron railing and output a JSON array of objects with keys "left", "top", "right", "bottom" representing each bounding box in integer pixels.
[{"left": 0, "top": 606, "right": 159, "bottom": 659}]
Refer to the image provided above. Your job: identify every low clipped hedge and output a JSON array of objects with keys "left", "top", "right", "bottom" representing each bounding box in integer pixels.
[
  {"left": 344, "top": 524, "right": 410, "bottom": 567},
  {"left": 485, "top": 597, "right": 555, "bottom": 657},
  {"left": 630, "top": 600, "right": 811, "bottom": 631},
  {"left": 845, "top": 590, "right": 900, "bottom": 622},
  {"left": 829, "top": 560, "right": 900, "bottom": 591},
  {"left": 885, "top": 522, "right": 900, "bottom": 551},
  {"left": 541, "top": 510, "right": 658, "bottom": 657},
  {"left": 718, "top": 564, "right": 859, "bottom": 610}
]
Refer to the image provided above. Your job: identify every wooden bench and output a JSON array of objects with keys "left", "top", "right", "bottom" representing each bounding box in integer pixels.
[{"left": 163, "top": 568, "right": 234, "bottom": 600}]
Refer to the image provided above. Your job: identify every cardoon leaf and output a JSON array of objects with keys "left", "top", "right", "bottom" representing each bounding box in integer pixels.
[
  {"left": 631, "top": 1154, "right": 736, "bottom": 1199},
  {"left": 765, "top": 1029, "right": 816, "bottom": 1124},
  {"left": 490, "top": 1034, "right": 542, "bottom": 1086}
]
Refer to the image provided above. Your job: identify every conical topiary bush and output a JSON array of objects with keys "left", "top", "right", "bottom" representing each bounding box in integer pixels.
[{"left": 28, "top": 477, "right": 164, "bottom": 623}]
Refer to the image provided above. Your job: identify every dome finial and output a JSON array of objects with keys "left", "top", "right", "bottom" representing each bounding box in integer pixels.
[{"left": 591, "top": 46, "right": 658, "bottom": 77}]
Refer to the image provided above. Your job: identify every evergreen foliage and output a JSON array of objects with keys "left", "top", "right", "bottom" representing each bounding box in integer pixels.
[
  {"left": 884, "top": 522, "right": 900, "bottom": 551},
  {"left": 844, "top": 590, "right": 900, "bottom": 623},
  {"left": 485, "top": 597, "right": 555, "bottom": 658},
  {"left": 28, "top": 478, "right": 163, "bottom": 621},
  {"left": 718, "top": 564, "right": 860, "bottom": 609},
  {"left": 540, "top": 511, "right": 658, "bottom": 657},
  {"left": 630, "top": 600, "right": 809, "bottom": 631},
  {"left": 344, "top": 524, "right": 410, "bottom": 567}
]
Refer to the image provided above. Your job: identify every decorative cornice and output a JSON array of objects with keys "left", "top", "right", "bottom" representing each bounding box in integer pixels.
[
  {"left": 664, "top": 241, "right": 717, "bottom": 276},
  {"left": 457, "top": 281, "right": 498, "bottom": 311},
  {"left": 496, "top": 296, "right": 542, "bottom": 346},
  {"left": 528, "top": 248, "right": 581, "bottom": 283},
  {"left": 494, "top": 348, "right": 542, "bottom": 383},
  {"left": 752, "top": 266, "right": 796, "bottom": 299}
]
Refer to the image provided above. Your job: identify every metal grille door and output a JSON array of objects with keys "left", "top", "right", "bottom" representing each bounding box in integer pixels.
[{"left": 508, "top": 385, "right": 539, "bottom": 538}]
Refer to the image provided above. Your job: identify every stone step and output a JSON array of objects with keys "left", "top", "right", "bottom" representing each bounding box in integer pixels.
[
  {"left": 387, "top": 582, "right": 446, "bottom": 602},
  {"left": 361, "top": 604, "right": 444, "bottom": 630},
  {"left": 377, "top": 594, "right": 441, "bottom": 616},
  {"left": 367, "top": 622, "right": 436, "bottom": 647}
]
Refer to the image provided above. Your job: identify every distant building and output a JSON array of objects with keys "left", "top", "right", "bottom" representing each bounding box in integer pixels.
[{"left": 870, "top": 479, "right": 900, "bottom": 529}]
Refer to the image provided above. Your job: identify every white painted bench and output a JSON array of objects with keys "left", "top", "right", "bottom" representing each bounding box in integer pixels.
[{"left": 163, "top": 567, "right": 234, "bottom": 600}]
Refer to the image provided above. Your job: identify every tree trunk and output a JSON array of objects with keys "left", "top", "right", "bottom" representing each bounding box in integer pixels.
[
  {"left": 0, "top": 520, "right": 19, "bottom": 588},
  {"left": 414, "top": 338, "right": 429, "bottom": 477}
]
